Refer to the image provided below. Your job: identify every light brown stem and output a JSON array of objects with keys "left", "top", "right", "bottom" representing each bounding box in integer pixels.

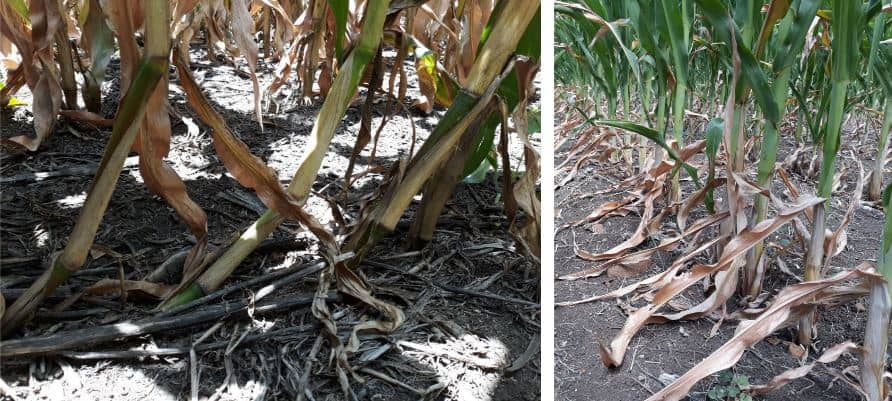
[
  {"left": 861, "top": 280, "right": 890, "bottom": 401},
  {"left": 798, "top": 203, "right": 826, "bottom": 345}
]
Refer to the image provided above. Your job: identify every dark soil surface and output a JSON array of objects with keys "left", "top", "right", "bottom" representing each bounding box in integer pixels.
[
  {"left": 554, "top": 113, "right": 888, "bottom": 401},
  {"left": 0, "top": 46, "right": 540, "bottom": 400}
]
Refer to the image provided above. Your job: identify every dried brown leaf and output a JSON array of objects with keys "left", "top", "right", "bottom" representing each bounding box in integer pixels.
[
  {"left": 59, "top": 110, "right": 114, "bottom": 127},
  {"left": 575, "top": 178, "right": 665, "bottom": 262},
  {"left": 749, "top": 341, "right": 859, "bottom": 395},
  {"left": 229, "top": 0, "right": 263, "bottom": 127},
  {"left": 85, "top": 279, "right": 172, "bottom": 299},
  {"left": 174, "top": 50, "right": 336, "bottom": 250},
  {"left": 646, "top": 266, "right": 876, "bottom": 401},
  {"left": 1, "top": 0, "right": 62, "bottom": 151},
  {"left": 599, "top": 196, "right": 823, "bottom": 368},
  {"left": 559, "top": 234, "right": 726, "bottom": 307},
  {"left": 606, "top": 253, "right": 652, "bottom": 278},
  {"left": 511, "top": 99, "right": 541, "bottom": 259},
  {"left": 7, "top": 62, "right": 62, "bottom": 151},
  {"left": 561, "top": 211, "right": 728, "bottom": 281},
  {"left": 822, "top": 158, "right": 863, "bottom": 275},
  {"left": 133, "top": 74, "right": 209, "bottom": 276},
  {"left": 568, "top": 196, "right": 636, "bottom": 229},
  {"left": 677, "top": 178, "right": 726, "bottom": 232}
]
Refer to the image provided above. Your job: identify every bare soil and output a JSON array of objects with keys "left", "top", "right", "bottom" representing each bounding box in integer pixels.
[
  {"left": 554, "top": 116, "right": 887, "bottom": 401},
  {"left": 0, "top": 46, "right": 540, "bottom": 400}
]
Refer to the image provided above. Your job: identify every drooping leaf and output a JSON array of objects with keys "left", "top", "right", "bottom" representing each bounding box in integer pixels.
[
  {"left": 462, "top": 7, "right": 541, "bottom": 176},
  {"left": 174, "top": 51, "right": 336, "bottom": 251},
  {"left": 133, "top": 74, "right": 209, "bottom": 277},
  {"left": 229, "top": 0, "right": 263, "bottom": 128},
  {"left": 581, "top": 115, "right": 701, "bottom": 185},
  {"left": 2, "top": 0, "right": 62, "bottom": 151}
]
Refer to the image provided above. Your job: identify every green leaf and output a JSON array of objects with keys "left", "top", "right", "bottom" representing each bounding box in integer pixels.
[
  {"left": 463, "top": 120, "right": 497, "bottom": 176},
  {"left": 871, "top": 46, "right": 892, "bottom": 97},
  {"left": 695, "top": 0, "right": 781, "bottom": 124},
  {"left": 462, "top": 7, "right": 540, "bottom": 176},
  {"left": 82, "top": 0, "right": 115, "bottom": 89},
  {"left": 884, "top": 183, "right": 892, "bottom": 208},
  {"left": 659, "top": 0, "right": 690, "bottom": 86},
  {"left": 754, "top": 0, "right": 793, "bottom": 58},
  {"left": 630, "top": 0, "right": 671, "bottom": 82},
  {"left": 0, "top": 81, "right": 27, "bottom": 107},
  {"left": 414, "top": 47, "right": 459, "bottom": 107},
  {"left": 773, "top": 0, "right": 821, "bottom": 73},
  {"left": 718, "top": 370, "right": 733, "bottom": 382},
  {"left": 464, "top": 155, "right": 493, "bottom": 184},
  {"left": 830, "top": 0, "right": 865, "bottom": 82},
  {"left": 326, "top": 0, "right": 349, "bottom": 60},
  {"left": 705, "top": 118, "right": 723, "bottom": 162},
  {"left": 8, "top": 0, "right": 28, "bottom": 20},
  {"left": 517, "top": 7, "right": 541, "bottom": 60},
  {"left": 527, "top": 106, "right": 541, "bottom": 134}
]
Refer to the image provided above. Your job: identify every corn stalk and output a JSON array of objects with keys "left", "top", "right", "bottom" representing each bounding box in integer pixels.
[
  {"left": 342, "top": 0, "right": 540, "bottom": 266},
  {"left": 861, "top": 184, "right": 892, "bottom": 401},
  {"left": 162, "top": 0, "right": 539, "bottom": 308},
  {"left": 407, "top": 5, "right": 541, "bottom": 248},
  {"left": 661, "top": 0, "right": 692, "bottom": 203},
  {"left": 746, "top": 0, "right": 820, "bottom": 298},
  {"left": 161, "top": 0, "right": 391, "bottom": 308},
  {"left": 2, "top": 0, "right": 170, "bottom": 335},
  {"left": 799, "top": 0, "right": 864, "bottom": 346},
  {"left": 868, "top": 45, "right": 892, "bottom": 202}
]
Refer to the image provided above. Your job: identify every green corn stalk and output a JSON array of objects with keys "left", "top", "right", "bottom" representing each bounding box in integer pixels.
[
  {"left": 871, "top": 102, "right": 892, "bottom": 201},
  {"left": 696, "top": 0, "right": 781, "bottom": 263},
  {"left": 343, "top": 0, "right": 539, "bottom": 265},
  {"left": 407, "top": 6, "right": 540, "bottom": 248},
  {"left": 161, "top": 0, "right": 391, "bottom": 309},
  {"left": 660, "top": 0, "right": 691, "bottom": 202},
  {"left": 868, "top": 45, "right": 892, "bottom": 201},
  {"left": 704, "top": 117, "right": 723, "bottom": 214},
  {"left": 1, "top": 0, "right": 170, "bottom": 335},
  {"left": 746, "top": 0, "right": 821, "bottom": 298},
  {"left": 861, "top": 184, "right": 892, "bottom": 401},
  {"left": 799, "top": 0, "right": 864, "bottom": 346}
]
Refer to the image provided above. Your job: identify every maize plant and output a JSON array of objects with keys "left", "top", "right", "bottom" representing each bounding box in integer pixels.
[
  {"left": 0, "top": 0, "right": 540, "bottom": 393},
  {"left": 555, "top": 0, "right": 891, "bottom": 399}
]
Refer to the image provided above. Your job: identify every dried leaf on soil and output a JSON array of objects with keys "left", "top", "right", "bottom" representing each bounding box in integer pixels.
[
  {"left": 600, "top": 196, "right": 823, "bottom": 368},
  {"left": 646, "top": 265, "right": 877, "bottom": 401}
]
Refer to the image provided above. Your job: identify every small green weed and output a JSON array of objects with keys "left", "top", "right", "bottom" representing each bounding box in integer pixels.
[{"left": 706, "top": 371, "right": 753, "bottom": 401}]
